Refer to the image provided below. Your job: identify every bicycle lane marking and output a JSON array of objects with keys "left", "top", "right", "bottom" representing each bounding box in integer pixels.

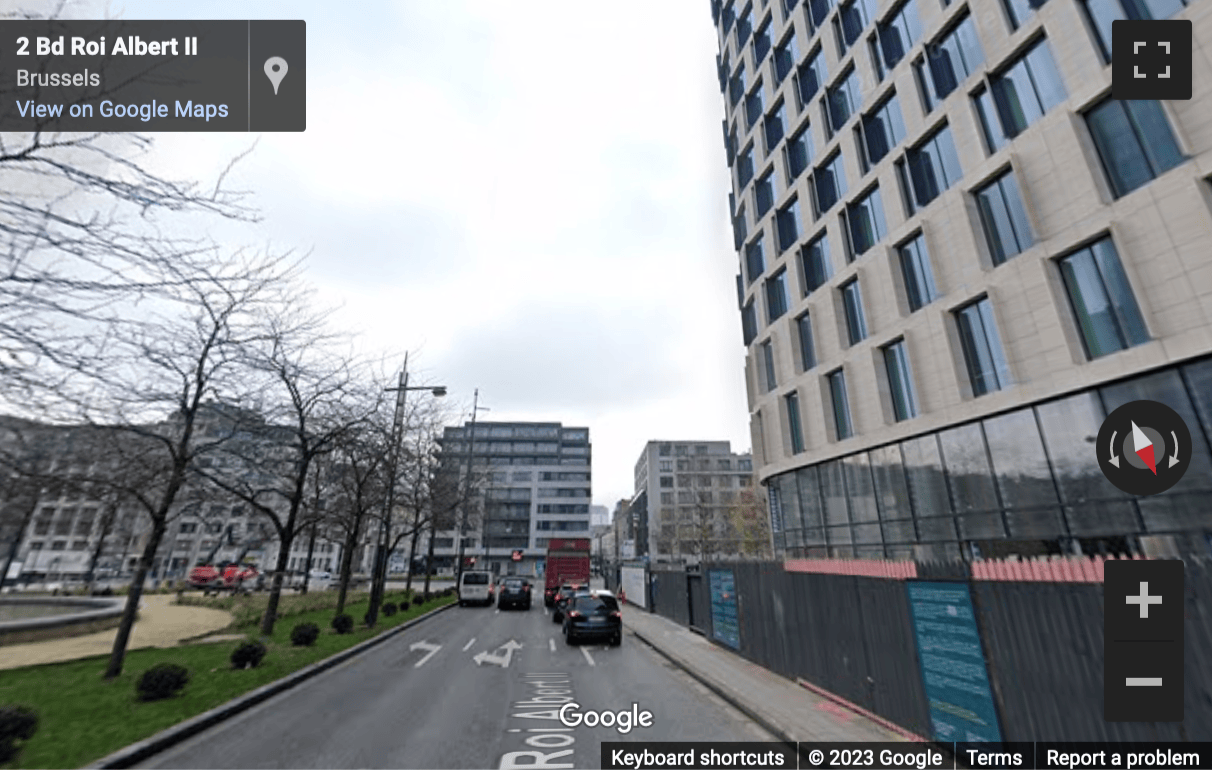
[{"left": 498, "top": 671, "right": 577, "bottom": 770}]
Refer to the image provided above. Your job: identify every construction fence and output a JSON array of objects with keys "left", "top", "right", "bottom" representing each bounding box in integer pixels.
[{"left": 625, "top": 557, "right": 1211, "bottom": 743}]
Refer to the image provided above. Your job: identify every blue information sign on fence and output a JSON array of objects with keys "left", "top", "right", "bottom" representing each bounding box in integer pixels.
[
  {"left": 906, "top": 581, "right": 1004, "bottom": 743},
  {"left": 709, "top": 569, "right": 740, "bottom": 649}
]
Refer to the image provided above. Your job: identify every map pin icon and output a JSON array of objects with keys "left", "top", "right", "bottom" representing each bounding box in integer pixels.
[{"left": 264, "top": 57, "right": 288, "bottom": 95}]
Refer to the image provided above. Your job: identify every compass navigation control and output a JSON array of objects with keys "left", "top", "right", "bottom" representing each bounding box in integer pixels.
[{"left": 1097, "top": 400, "right": 1191, "bottom": 496}]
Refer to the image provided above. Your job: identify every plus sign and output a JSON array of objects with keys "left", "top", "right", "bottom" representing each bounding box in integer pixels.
[{"left": 1126, "top": 581, "right": 1163, "bottom": 619}]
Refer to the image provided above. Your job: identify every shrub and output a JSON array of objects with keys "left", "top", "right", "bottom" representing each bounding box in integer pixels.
[
  {"left": 382, "top": 602, "right": 398, "bottom": 616},
  {"left": 0, "top": 705, "right": 38, "bottom": 764},
  {"left": 290, "top": 622, "right": 320, "bottom": 647},
  {"left": 136, "top": 663, "right": 190, "bottom": 702},
  {"left": 331, "top": 613, "right": 353, "bottom": 634},
  {"left": 230, "top": 640, "right": 267, "bottom": 669},
  {"left": 412, "top": 594, "right": 424, "bottom": 607}
]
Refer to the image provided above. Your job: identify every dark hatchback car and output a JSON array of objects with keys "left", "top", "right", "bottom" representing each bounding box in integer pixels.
[
  {"left": 563, "top": 592, "right": 622, "bottom": 646},
  {"left": 498, "top": 578, "right": 532, "bottom": 610},
  {"left": 551, "top": 584, "right": 589, "bottom": 623}
]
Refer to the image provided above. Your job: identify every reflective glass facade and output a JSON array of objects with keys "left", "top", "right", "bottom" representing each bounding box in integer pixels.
[{"left": 770, "top": 358, "right": 1212, "bottom": 559}]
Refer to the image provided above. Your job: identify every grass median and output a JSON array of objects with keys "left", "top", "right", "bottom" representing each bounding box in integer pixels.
[{"left": 0, "top": 589, "right": 456, "bottom": 769}]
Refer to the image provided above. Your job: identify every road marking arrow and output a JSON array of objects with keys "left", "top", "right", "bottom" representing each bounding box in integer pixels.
[
  {"left": 410, "top": 641, "right": 441, "bottom": 668},
  {"left": 473, "top": 639, "right": 523, "bottom": 668}
]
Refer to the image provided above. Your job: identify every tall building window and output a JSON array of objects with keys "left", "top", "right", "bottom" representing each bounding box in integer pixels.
[
  {"left": 883, "top": 339, "right": 918, "bottom": 420},
  {"left": 1082, "top": 0, "right": 1192, "bottom": 62},
  {"left": 878, "top": 0, "right": 922, "bottom": 69},
  {"left": 746, "top": 83, "right": 765, "bottom": 131},
  {"left": 733, "top": 204, "right": 748, "bottom": 251},
  {"left": 755, "top": 169, "right": 776, "bottom": 216},
  {"left": 917, "top": 14, "right": 983, "bottom": 110},
  {"left": 901, "top": 123, "right": 962, "bottom": 212},
  {"left": 869, "top": 36, "right": 887, "bottom": 83},
  {"left": 738, "top": 3, "right": 755, "bottom": 46},
  {"left": 810, "top": 0, "right": 834, "bottom": 28},
  {"left": 1085, "top": 98, "right": 1183, "bottom": 198},
  {"left": 765, "top": 269, "right": 789, "bottom": 323},
  {"left": 762, "top": 339, "right": 778, "bottom": 391},
  {"left": 722, "top": 0, "right": 737, "bottom": 33},
  {"left": 796, "top": 312, "right": 817, "bottom": 370},
  {"left": 837, "top": 0, "right": 878, "bottom": 52},
  {"left": 730, "top": 65, "right": 746, "bottom": 108},
  {"left": 738, "top": 144, "right": 756, "bottom": 189},
  {"left": 1003, "top": 0, "right": 1049, "bottom": 29},
  {"left": 742, "top": 299, "right": 759, "bottom": 345},
  {"left": 859, "top": 93, "right": 907, "bottom": 168},
  {"left": 777, "top": 198, "right": 802, "bottom": 251},
  {"left": 745, "top": 233, "right": 766, "bottom": 284},
  {"left": 897, "top": 232, "right": 939, "bottom": 311},
  {"left": 798, "top": 48, "right": 827, "bottom": 106},
  {"left": 799, "top": 232, "right": 832, "bottom": 295},
  {"left": 765, "top": 101, "right": 786, "bottom": 153},
  {"left": 976, "top": 169, "right": 1033, "bottom": 264},
  {"left": 974, "top": 87, "right": 1008, "bottom": 153},
  {"left": 979, "top": 39, "right": 1066, "bottom": 142},
  {"left": 827, "top": 67, "right": 862, "bottom": 132},
  {"left": 786, "top": 122, "right": 814, "bottom": 180},
  {"left": 814, "top": 152, "right": 847, "bottom": 214},
  {"left": 786, "top": 390, "right": 806, "bottom": 453},
  {"left": 1058, "top": 237, "right": 1150, "bottom": 359},
  {"left": 843, "top": 185, "right": 887, "bottom": 258},
  {"left": 955, "top": 296, "right": 1011, "bottom": 396},
  {"left": 754, "top": 17, "right": 774, "bottom": 64},
  {"left": 774, "top": 31, "right": 798, "bottom": 84},
  {"left": 840, "top": 278, "right": 868, "bottom": 344},
  {"left": 828, "top": 368, "right": 854, "bottom": 439}
]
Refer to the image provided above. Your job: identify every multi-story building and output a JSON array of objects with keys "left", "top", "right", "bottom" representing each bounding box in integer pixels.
[
  {"left": 431, "top": 421, "right": 591, "bottom": 576},
  {"left": 632, "top": 440, "right": 756, "bottom": 563},
  {"left": 713, "top": 0, "right": 1212, "bottom": 561},
  {"left": 1, "top": 404, "right": 345, "bottom": 583}
]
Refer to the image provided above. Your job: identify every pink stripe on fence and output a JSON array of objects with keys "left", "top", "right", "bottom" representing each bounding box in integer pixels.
[
  {"left": 784, "top": 554, "right": 1148, "bottom": 583},
  {"left": 970, "top": 553, "right": 1147, "bottom": 583},
  {"left": 784, "top": 558, "right": 918, "bottom": 579}
]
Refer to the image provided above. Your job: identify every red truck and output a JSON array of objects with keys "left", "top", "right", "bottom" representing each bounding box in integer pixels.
[{"left": 544, "top": 538, "right": 590, "bottom": 607}]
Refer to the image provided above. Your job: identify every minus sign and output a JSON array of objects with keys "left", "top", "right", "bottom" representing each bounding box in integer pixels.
[{"left": 1126, "top": 678, "right": 1163, "bottom": 686}]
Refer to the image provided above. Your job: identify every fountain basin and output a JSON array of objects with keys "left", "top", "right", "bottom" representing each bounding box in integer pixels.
[{"left": 0, "top": 596, "right": 127, "bottom": 646}]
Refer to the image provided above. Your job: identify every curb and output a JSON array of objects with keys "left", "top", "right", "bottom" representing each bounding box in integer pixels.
[
  {"left": 625, "top": 622, "right": 799, "bottom": 748},
  {"left": 85, "top": 601, "right": 455, "bottom": 769}
]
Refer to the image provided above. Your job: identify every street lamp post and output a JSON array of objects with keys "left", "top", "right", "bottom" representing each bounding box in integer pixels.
[
  {"left": 454, "top": 389, "right": 488, "bottom": 587},
  {"left": 367, "top": 353, "right": 446, "bottom": 626}
]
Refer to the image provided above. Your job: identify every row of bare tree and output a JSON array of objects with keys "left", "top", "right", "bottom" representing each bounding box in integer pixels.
[{"left": 0, "top": 127, "right": 475, "bottom": 681}]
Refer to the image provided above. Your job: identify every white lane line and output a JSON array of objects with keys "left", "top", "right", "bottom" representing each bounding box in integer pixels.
[
  {"left": 581, "top": 646, "right": 596, "bottom": 666},
  {"left": 549, "top": 638, "right": 556, "bottom": 652},
  {"left": 463, "top": 638, "right": 476, "bottom": 652}
]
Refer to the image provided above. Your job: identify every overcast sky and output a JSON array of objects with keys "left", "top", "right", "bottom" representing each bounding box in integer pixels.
[{"left": 93, "top": 0, "right": 750, "bottom": 509}]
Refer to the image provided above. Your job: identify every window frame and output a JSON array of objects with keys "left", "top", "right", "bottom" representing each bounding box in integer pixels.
[
  {"left": 827, "top": 367, "right": 854, "bottom": 439},
  {"left": 840, "top": 277, "right": 869, "bottom": 345},
  {"left": 1055, "top": 236, "right": 1150, "bottom": 359},
  {"left": 974, "top": 167, "right": 1034, "bottom": 265},
  {"left": 882, "top": 338, "right": 919, "bottom": 421},
  {"left": 954, "top": 295, "right": 1011, "bottom": 397}
]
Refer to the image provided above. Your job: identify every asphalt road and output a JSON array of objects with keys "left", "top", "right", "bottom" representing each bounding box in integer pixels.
[{"left": 138, "top": 600, "right": 777, "bottom": 769}]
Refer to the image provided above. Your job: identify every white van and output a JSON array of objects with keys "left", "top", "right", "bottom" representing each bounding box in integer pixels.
[{"left": 459, "top": 571, "right": 495, "bottom": 607}]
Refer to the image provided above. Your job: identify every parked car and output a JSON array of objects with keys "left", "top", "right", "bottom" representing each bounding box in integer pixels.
[
  {"left": 458, "top": 570, "right": 495, "bottom": 607},
  {"left": 551, "top": 583, "right": 590, "bottom": 623},
  {"left": 497, "top": 577, "right": 531, "bottom": 610},
  {"left": 289, "top": 569, "right": 332, "bottom": 590},
  {"left": 563, "top": 592, "right": 622, "bottom": 646}
]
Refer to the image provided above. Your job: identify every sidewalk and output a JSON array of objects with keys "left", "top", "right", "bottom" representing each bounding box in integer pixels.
[
  {"left": 623, "top": 606, "right": 915, "bottom": 743},
  {"left": 0, "top": 595, "right": 235, "bottom": 670}
]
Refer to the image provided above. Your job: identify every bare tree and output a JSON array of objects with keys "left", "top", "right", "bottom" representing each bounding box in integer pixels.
[
  {"left": 204, "top": 308, "right": 375, "bottom": 636},
  {"left": 73, "top": 251, "right": 302, "bottom": 679},
  {"left": 324, "top": 422, "right": 389, "bottom": 615},
  {"left": 726, "top": 485, "right": 772, "bottom": 559}
]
